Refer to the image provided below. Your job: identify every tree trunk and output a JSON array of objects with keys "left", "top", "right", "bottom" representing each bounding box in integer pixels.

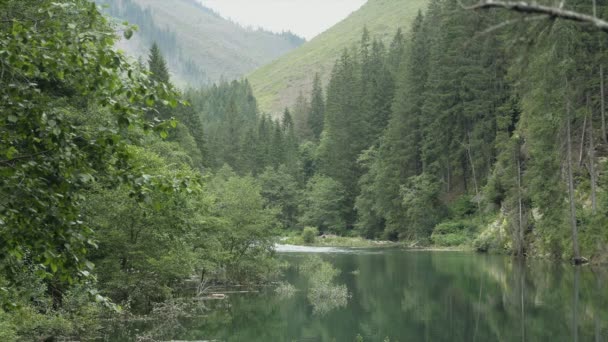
[
  {"left": 466, "top": 132, "right": 482, "bottom": 214},
  {"left": 600, "top": 65, "right": 607, "bottom": 144},
  {"left": 578, "top": 113, "right": 587, "bottom": 166},
  {"left": 517, "top": 146, "right": 524, "bottom": 257},
  {"left": 566, "top": 101, "right": 582, "bottom": 264},
  {"left": 588, "top": 96, "right": 598, "bottom": 214}
]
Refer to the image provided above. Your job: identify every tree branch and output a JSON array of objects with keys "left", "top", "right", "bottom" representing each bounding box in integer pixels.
[
  {"left": 465, "top": 0, "right": 608, "bottom": 32},
  {"left": 0, "top": 150, "right": 52, "bottom": 166}
]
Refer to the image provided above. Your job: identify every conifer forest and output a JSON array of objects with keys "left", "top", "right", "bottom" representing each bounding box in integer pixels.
[{"left": 2, "top": 0, "right": 608, "bottom": 340}]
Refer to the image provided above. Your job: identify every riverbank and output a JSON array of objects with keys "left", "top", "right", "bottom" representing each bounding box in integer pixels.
[{"left": 279, "top": 235, "right": 471, "bottom": 251}]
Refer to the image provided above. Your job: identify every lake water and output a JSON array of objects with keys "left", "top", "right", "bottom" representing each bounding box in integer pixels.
[{"left": 110, "top": 247, "right": 608, "bottom": 341}]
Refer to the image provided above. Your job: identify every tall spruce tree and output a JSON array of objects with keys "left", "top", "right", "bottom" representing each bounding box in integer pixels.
[
  {"left": 148, "top": 42, "right": 170, "bottom": 84},
  {"left": 308, "top": 73, "right": 326, "bottom": 140}
]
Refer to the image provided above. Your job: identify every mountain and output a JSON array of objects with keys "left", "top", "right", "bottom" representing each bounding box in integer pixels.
[
  {"left": 97, "top": 0, "right": 305, "bottom": 87},
  {"left": 248, "top": 0, "right": 429, "bottom": 116}
]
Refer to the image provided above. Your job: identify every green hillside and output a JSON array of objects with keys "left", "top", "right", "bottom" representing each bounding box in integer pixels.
[
  {"left": 248, "top": 0, "right": 429, "bottom": 116},
  {"left": 98, "top": 0, "right": 305, "bottom": 87}
]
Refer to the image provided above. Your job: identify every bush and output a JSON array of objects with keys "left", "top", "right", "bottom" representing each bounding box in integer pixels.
[
  {"left": 433, "top": 221, "right": 474, "bottom": 235},
  {"left": 431, "top": 220, "right": 477, "bottom": 247},
  {"left": 449, "top": 195, "right": 478, "bottom": 218},
  {"left": 0, "top": 309, "right": 16, "bottom": 341},
  {"left": 432, "top": 233, "right": 469, "bottom": 247},
  {"left": 302, "top": 227, "right": 319, "bottom": 244}
]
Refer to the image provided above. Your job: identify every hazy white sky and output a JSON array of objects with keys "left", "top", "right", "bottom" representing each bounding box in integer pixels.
[{"left": 199, "top": 0, "right": 367, "bottom": 40}]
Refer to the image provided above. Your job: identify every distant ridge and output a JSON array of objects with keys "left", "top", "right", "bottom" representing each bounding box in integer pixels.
[
  {"left": 97, "top": 0, "right": 305, "bottom": 87},
  {"left": 248, "top": 0, "right": 429, "bottom": 116}
]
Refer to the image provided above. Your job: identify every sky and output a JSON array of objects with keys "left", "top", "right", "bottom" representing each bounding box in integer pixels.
[{"left": 199, "top": 0, "right": 368, "bottom": 40}]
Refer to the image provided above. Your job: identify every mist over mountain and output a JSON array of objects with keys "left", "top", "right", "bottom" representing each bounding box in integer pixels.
[{"left": 97, "top": 0, "right": 305, "bottom": 87}]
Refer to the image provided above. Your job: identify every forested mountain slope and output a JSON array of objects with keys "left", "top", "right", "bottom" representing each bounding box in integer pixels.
[
  {"left": 248, "top": 0, "right": 428, "bottom": 116},
  {"left": 97, "top": 0, "right": 305, "bottom": 87}
]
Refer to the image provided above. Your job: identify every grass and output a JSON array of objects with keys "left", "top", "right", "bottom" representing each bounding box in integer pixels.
[{"left": 248, "top": 0, "right": 430, "bottom": 117}]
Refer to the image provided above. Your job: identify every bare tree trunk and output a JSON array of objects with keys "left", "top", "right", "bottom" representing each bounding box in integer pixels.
[
  {"left": 517, "top": 146, "right": 524, "bottom": 257},
  {"left": 601, "top": 65, "right": 607, "bottom": 144},
  {"left": 466, "top": 0, "right": 608, "bottom": 33},
  {"left": 588, "top": 96, "right": 598, "bottom": 214},
  {"left": 566, "top": 100, "right": 582, "bottom": 264},
  {"left": 593, "top": 0, "right": 597, "bottom": 17},
  {"left": 578, "top": 113, "right": 587, "bottom": 166},
  {"left": 466, "top": 132, "right": 482, "bottom": 214}
]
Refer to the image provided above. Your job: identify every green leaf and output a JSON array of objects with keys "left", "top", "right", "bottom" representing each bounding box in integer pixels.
[
  {"left": 7, "top": 114, "right": 18, "bottom": 123},
  {"left": 123, "top": 28, "right": 133, "bottom": 40},
  {"left": 6, "top": 147, "right": 18, "bottom": 160}
]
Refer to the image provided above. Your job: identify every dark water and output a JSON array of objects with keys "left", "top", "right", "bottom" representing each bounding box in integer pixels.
[{"left": 110, "top": 248, "right": 608, "bottom": 341}]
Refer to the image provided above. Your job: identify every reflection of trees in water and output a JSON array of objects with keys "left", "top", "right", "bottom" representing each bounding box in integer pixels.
[
  {"left": 434, "top": 254, "right": 604, "bottom": 341},
  {"left": 123, "top": 253, "right": 608, "bottom": 341},
  {"left": 299, "top": 256, "right": 349, "bottom": 315},
  {"left": 349, "top": 252, "right": 608, "bottom": 341}
]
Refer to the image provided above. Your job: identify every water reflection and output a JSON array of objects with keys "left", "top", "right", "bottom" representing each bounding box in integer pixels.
[{"left": 106, "top": 250, "right": 608, "bottom": 341}]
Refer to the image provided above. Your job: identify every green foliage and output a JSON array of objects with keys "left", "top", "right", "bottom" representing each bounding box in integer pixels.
[
  {"left": 299, "top": 175, "right": 347, "bottom": 233},
  {"left": 208, "top": 166, "right": 281, "bottom": 283},
  {"left": 449, "top": 195, "right": 478, "bottom": 219},
  {"left": 84, "top": 145, "right": 203, "bottom": 313},
  {"left": 431, "top": 221, "right": 477, "bottom": 247},
  {"left": 308, "top": 73, "right": 326, "bottom": 140},
  {"left": 258, "top": 166, "right": 300, "bottom": 229},
  {"left": 0, "top": 309, "right": 16, "bottom": 341},
  {"left": 148, "top": 42, "right": 170, "bottom": 85},
  {"left": 302, "top": 227, "right": 319, "bottom": 244},
  {"left": 274, "top": 282, "right": 297, "bottom": 299},
  {"left": 300, "top": 256, "right": 349, "bottom": 315},
  {"left": 400, "top": 174, "right": 447, "bottom": 241},
  {"left": 0, "top": 0, "right": 179, "bottom": 303}
]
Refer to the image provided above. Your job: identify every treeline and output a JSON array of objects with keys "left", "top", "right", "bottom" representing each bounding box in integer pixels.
[{"left": 282, "top": 0, "right": 608, "bottom": 262}]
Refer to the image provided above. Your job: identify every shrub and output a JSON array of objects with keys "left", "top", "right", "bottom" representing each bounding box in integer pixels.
[
  {"left": 432, "top": 232, "right": 469, "bottom": 247},
  {"left": 431, "top": 220, "right": 477, "bottom": 247},
  {"left": 449, "top": 195, "right": 478, "bottom": 218},
  {"left": 302, "top": 227, "right": 319, "bottom": 244},
  {"left": 0, "top": 309, "right": 16, "bottom": 341}
]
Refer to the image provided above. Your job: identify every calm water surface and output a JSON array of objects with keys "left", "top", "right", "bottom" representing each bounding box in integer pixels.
[{"left": 110, "top": 247, "right": 608, "bottom": 341}]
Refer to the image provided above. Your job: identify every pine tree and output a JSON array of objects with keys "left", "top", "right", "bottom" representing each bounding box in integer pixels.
[
  {"left": 317, "top": 49, "right": 362, "bottom": 227},
  {"left": 148, "top": 42, "right": 170, "bottom": 84},
  {"left": 292, "top": 91, "right": 312, "bottom": 140},
  {"left": 308, "top": 73, "right": 325, "bottom": 140},
  {"left": 364, "top": 13, "right": 432, "bottom": 237}
]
